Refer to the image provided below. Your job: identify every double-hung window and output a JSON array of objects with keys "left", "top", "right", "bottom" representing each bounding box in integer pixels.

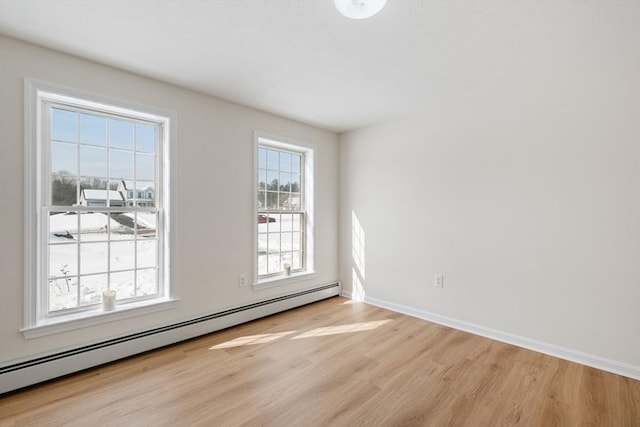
[
  {"left": 255, "top": 135, "right": 314, "bottom": 283},
  {"left": 25, "top": 81, "right": 172, "bottom": 332}
]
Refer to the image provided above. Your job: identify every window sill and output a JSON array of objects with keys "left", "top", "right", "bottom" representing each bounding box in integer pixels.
[
  {"left": 21, "top": 298, "right": 179, "bottom": 339},
  {"left": 253, "top": 271, "right": 317, "bottom": 290}
]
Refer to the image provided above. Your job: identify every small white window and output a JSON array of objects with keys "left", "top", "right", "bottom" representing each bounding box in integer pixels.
[
  {"left": 24, "top": 80, "right": 173, "bottom": 332},
  {"left": 255, "top": 134, "right": 314, "bottom": 285}
]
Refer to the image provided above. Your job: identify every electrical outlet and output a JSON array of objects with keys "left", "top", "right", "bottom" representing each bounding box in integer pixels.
[
  {"left": 434, "top": 274, "right": 444, "bottom": 288},
  {"left": 239, "top": 274, "right": 247, "bottom": 287}
]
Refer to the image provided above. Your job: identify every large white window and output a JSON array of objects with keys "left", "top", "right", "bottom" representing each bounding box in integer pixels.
[
  {"left": 255, "top": 134, "right": 314, "bottom": 284},
  {"left": 24, "top": 81, "right": 173, "bottom": 333}
]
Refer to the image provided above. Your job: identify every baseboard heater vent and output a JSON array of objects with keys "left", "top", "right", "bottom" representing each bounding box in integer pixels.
[{"left": 1, "top": 282, "right": 340, "bottom": 394}]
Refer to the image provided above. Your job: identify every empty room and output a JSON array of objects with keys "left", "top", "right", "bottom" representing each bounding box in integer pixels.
[{"left": 0, "top": 0, "right": 639, "bottom": 425}]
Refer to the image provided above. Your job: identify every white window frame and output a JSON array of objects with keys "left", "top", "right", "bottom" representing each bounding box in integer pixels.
[
  {"left": 253, "top": 132, "right": 315, "bottom": 287},
  {"left": 23, "top": 79, "right": 177, "bottom": 338}
]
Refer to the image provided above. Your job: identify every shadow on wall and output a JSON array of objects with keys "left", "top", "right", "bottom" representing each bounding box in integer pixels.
[{"left": 352, "top": 210, "right": 366, "bottom": 301}]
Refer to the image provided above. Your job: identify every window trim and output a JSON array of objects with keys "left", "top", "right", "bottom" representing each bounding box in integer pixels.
[
  {"left": 23, "top": 79, "right": 178, "bottom": 337},
  {"left": 253, "top": 132, "right": 315, "bottom": 287}
]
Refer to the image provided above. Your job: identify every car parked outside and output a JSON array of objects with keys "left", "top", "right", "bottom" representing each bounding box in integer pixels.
[{"left": 258, "top": 214, "right": 276, "bottom": 223}]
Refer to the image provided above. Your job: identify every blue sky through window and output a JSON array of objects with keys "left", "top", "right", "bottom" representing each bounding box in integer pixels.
[{"left": 51, "top": 107, "right": 156, "bottom": 195}]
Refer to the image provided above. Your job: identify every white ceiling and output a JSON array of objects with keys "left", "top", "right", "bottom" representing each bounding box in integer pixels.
[{"left": 0, "top": 1, "right": 635, "bottom": 132}]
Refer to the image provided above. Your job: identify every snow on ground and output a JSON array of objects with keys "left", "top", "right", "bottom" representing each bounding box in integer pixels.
[
  {"left": 122, "top": 212, "right": 157, "bottom": 229},
  {"left": 257, "top": 214, "right": 302, "bottom": 275},
  {"left": 48, "top": 212, "right": 158, "bottom": 312}
]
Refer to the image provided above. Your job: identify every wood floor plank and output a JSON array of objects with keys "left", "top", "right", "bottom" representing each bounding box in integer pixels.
[{"left": 1, "top": 297, "right": 638, "bottom": 426}]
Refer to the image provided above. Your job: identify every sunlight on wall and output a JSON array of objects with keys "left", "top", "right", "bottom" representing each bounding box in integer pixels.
[{"left": 352, "top": 210, "right": 366, "bottom": 301}]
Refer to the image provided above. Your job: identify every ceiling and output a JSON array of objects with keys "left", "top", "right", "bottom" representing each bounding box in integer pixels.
[{"left": 0, "top": 1, "right": 635, "bottom": 132}]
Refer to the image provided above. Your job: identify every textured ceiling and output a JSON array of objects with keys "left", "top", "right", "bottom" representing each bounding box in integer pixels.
[{"left": 0, "top": 1, "right": 636, "bottom": 132}]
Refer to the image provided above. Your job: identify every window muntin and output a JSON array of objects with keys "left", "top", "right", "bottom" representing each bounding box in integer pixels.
[
  {"left": 42, "top": 100, "right": 166, "bottom": 316},
  {"left": 257, "top": 145, "right": 304, "bottom": 278}
]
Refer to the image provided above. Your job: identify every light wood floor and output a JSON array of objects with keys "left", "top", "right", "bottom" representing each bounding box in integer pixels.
[{"left": 1, "top": 297, "right": 639, "bottom": 426}]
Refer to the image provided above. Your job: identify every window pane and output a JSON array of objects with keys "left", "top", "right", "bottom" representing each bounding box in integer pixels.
[
  {"left": 280, "top": 193, "right": 294, "bottom": 210},
  {"left": 137, "top": 239, "right": 157, "bottom": 269},
  {"left": 111, "top": 241, "right": 135, "bottom": 271},
  {"left": 281, "top": 252, "right": 293, "bottom": 267},
  {"left": 266, "top": 191, "right": 278, "bottom": 209},
  {"left": 109, "top": 119, "right": 133, "bottom": 149},
  {"left": 106, "top": 180, "right": 126, "bottom": 207},
  {"left": 280, "top": 214, "right": 293, "bottom": 232},
  {"left": 257, "top": 190, "right": 266, "bottom": 209},
  {"left": 111, "top": 270, "right": 134, "bottom": 299},
  {"left": 279, "top": 152, "right": 291, "bottom": 171},
  {"left": 267, "top": 254, "right": 280, "bottom": 274},
  {"left": 291, "top": 154, "right": 301, "bottom": 173},
  {"left": 135, "top": 211, "right": 157, "bottom": 237},
  {"left": 51, "top": 142, "right": 77, "bottom": 175},
  {"left": 267, "top": 150, "right": 279, "bottom": 170},
  {"left": 109, "top": 212, "right": 133, "bottom": 240},
  {"left": 289, "top": 193, "right": 301, "bottom": 211},
  {"left": 79, "top": 178, "right": 108, "bottom": 208},
  {"left": 268, "top": 233, "right": 280, "bottom": 253},
  {"left": 266, "top": 171, "right": 278, "bottom": 190},
  {"left": 136, "top": 153, "right": 155, "bottom": 181},
  {"left": 258, "top": 169, "right": 266, "bottom": 191},
  {"left": 258, "top": 233, "right": 267, "bottom": 255},
  {"left": 80, "top": 242, "right": 108, "bottom": 275},
  {"left": 110, "top": 150, "right": 134, "bottom": 180},
  {"left": 51, "top": 108, "right": 77, "bottom": 142},
  {"left": 267, "top": 214, "right": 281, "bottom": 232},
  {"left": 80, "top": 212, "right": 110, "bottom": 241},
  {"left": 135, "top": 123, "right": 155, "bottom": 153},
  {"left": 133, "top": 181, "right": 156, "bottom": 208},
  {"left": 281, "top": 232, "right": 292, "bottom": 251},
  {"left": 292, "top": 232, "right": 301, "bottom": 250},
  {"left": 79, "top": 274, "right": 107, "bottom": 306},
  {"left": 51, "top": 175, "right": 78, "bottom": 206},
  {"left": 49, "top": 243, "right": 78, "bottom": 277},
  {"left": 258, "top": 255, "right": 267, "bottom": 276},
  {"left": 292, "top": 251, "right": 302, "bottom": 269},
  {"left": 292, "top": 215, "right": 301, "bottom": 231},
  {"left": 137, "top": 268, "right": 158, "bottom": 296},
  {"left": 291, "top": 174, "right": 301, "bottom": 193},
  {"left": 258, "top": 148, "right": 266, "bottom": 169},
  {"left": 280, "top": 172, "right": 291, "bottom": 192},
  {"left": 80, "top": 114, "right": 106, "bottom": 146},
  {"left": 49, "top": 276, "right": 78, "bottom": 312},
  {"left": 80, "top": 177, "right": 107, "bottom": 191},
  {"left": 79, "top": 146, "right": 107, "bottom": 178},
  {"left": 50, "top": 212, "right": 78, "bottom": 244}
]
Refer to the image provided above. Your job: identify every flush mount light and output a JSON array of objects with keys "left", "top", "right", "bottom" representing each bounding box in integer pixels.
[{"left": 334, "top": 0, "right": 387, "bottom": 20}]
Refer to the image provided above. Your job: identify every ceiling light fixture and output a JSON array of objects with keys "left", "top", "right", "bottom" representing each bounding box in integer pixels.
[{"left": 334, "top": 0, "right": 387, "bottom": 20}]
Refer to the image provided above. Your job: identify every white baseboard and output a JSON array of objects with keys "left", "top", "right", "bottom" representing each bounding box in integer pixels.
[
  {"left": 349, "top": 293, "right": 640, "bottom": 381},
  {"left": 1, "top": 283, "right": 340, "bottom": 394}
]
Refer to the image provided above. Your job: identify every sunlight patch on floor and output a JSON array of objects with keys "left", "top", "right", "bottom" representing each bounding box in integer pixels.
[
  {"left": 209, "top": 331, "right": 296, "bottom": 349},
  {"left": 291, "top": 320, "right": 392, "bottom": 339},
  {"left": 209, "top": 319, "right": 392, "bottom": 350}
]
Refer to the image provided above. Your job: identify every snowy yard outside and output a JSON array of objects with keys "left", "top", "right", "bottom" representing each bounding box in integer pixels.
[
  {"left": 48, "top": 212, "right": 158, "bottom": 312},
  {"left": 257, "top": 213, "right": 303, "bottom": 275}
]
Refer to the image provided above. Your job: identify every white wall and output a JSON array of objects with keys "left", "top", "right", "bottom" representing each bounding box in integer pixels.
[
  {"left": 339, "top": 9, "right": 640, "bottom": 371},
  {"left": 0, "top": 36, "right": 338, "bottom": 365}
]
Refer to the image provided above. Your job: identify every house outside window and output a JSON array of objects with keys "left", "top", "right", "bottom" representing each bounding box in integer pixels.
[
  {"left": 255, "top": 134, "right": 314, "bottom": 284},
  {"left": 24, "top": 80, "right": 173, "bottom": 332}
]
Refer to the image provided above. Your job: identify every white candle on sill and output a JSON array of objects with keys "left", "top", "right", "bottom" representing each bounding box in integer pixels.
[
  {"left": 102, "top": 290, "right": 116, "bottom": 311},
  {"left": 283, "top": 263, "right": 291, "bottom": 277}
]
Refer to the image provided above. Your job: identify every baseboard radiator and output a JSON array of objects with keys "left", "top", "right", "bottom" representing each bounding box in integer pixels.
[{"left": 0, "top": 282, "right": 340, "bottom": 394}]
